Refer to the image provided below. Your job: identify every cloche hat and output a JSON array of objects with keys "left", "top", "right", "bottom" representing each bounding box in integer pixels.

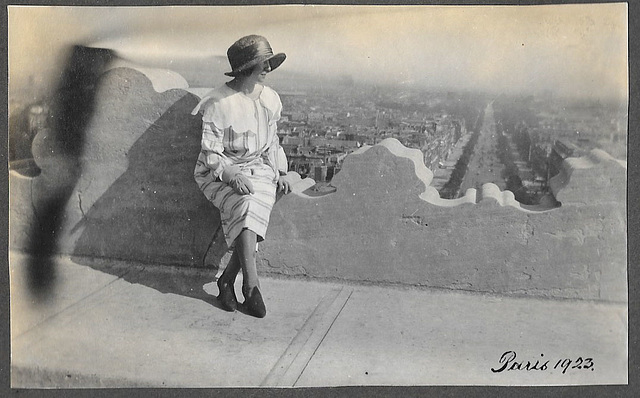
[{"left": 225, "top": 35, "right": 286, "bottom": 77}]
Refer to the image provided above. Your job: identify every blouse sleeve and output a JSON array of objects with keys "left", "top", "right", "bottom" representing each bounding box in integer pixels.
[
  {"left": 264, "top": 87, "right": 287, "bottom": 174},
  {"left": 200, "top": 104, "right": 232, "bottom": 179},
  {"left": 269, "top": 132, "right": 288, "bottom": 175}
]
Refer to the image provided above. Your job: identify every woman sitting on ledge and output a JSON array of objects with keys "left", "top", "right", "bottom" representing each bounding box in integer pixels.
[{"left": 191, "top": 35, "right": 295, "bottom": 318}]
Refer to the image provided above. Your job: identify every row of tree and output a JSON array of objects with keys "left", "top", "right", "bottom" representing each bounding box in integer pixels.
[
  {"left": 439, "top": 108, "right": 484, "bottom": 199},
  {"left": 493, "top": 99, "right": 549, "bottom": 205},
  {"left": 495, "top": 132, "right": 538, "bottom": 204}
]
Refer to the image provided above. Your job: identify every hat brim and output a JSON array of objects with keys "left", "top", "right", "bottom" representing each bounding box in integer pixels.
[
  {"left": 267, "top": 53, "right": 286, "bottom": 72},
  {"left": 225, "top": 53, "right": 286, "bottom": 77}
]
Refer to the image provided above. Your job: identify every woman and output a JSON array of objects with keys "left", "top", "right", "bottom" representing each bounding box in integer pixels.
[{"left": 192, "top": 35, "right": 294, "bottom": 318}]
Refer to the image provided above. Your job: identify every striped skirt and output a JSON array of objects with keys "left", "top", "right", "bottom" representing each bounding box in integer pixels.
[{"left": 196, "top": 159, "right": 277, "bottom": 248}]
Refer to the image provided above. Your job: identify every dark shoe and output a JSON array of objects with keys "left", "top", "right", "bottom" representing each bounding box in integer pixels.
[
  {"left": 217, "top": 278, "right": 237, "bottom": 312},
  {"left": 243, "top": 286, "right": 266, "bottom": 318}
]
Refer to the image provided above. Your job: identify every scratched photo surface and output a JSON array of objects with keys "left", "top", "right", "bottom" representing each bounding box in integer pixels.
[{"left": 8, "top": 4, "right": 628, "bottom": 387}]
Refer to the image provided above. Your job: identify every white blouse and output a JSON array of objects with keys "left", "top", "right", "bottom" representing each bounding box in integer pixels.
[{"left": 192, "top": 84, "right": 287, "bottom": 180}]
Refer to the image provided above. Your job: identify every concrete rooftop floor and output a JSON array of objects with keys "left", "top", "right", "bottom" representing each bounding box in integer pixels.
[{"left": 9, "top": 251, "right": 627, "bottom": 389}]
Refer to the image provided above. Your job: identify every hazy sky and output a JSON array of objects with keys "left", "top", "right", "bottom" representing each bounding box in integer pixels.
[{"left": 9, "top": 4, "right": 628, "bottom": 100}]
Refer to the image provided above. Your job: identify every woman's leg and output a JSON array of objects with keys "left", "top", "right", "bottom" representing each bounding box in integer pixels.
[
  {"left": 219, "top": 249, "right": 241, "bottom": 284},
  {"left": 217, "top": 249, "right": 241, "bottom": 311},
  {"left": 237, "top": 228, "right": 259, "bottom": 291},
  {"left": 237, "top": 228, "right": 266, "bottom": 317}
]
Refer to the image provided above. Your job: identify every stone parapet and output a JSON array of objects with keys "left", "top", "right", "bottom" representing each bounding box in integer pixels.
[
  {"left": 9, "top": 67, "right": 627, "bottom": 302},
  {"left": 10, "top": 67, "right": 218, "bottom": 267},
  {"left": 549, "top": 148, "right": 626, "bottom": 205},
  {"left": 262, "top": 139, "right": 626, "bottom": 302}
]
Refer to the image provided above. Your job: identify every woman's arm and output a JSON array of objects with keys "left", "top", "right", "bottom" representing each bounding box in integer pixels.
[
  {"left": 201, "top": 121, "right": 254, "bottom": 194},
  {"left": 269, "top": 133, "right": 295, "bottom": 194},
  {"left": 268, "top": 132, "right": 288, "bottom": 176},
  {"left": 200, "top": 117, "right": 232, "bottom": 180}
]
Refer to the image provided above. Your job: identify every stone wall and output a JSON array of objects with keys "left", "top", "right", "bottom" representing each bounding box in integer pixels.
[
  {"left": 10, "top": 67, "right": 220, "bottom": 267},
  {"left": 9, "top": 67, "right": 627, "bottom": 302},
  {"left": 261, "top": 139, "right": 626, "bottom": 302}
]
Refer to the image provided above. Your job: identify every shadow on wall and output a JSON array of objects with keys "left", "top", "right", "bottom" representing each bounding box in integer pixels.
[
  {"left": 26, "top": 45, "right": 114, "bottom": 301},
  {"left": 71, "top": 93, "right": 221, "bottom": 268},
  {"left": 63, "top": 67, "right": 231, "bottom": 312}
]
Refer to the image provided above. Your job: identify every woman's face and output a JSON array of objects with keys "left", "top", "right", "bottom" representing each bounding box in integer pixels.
[{"left": 245, "top": 61, "right": 272, "bottom": 84}]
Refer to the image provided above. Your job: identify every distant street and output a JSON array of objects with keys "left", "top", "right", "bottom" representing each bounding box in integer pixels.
[{"left": 459, "top": 102, "right": 506, "bottom": 195}]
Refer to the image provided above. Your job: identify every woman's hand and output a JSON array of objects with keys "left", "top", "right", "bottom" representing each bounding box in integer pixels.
[
  {"left": 221, "top": 165, "right": 254, "bottom": 195},
  {"left": 229, "top": 174, "right": 255, "bottom": 195},
  {"left": 278, "top": 174, "right": 295, "bottom": 194}
]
